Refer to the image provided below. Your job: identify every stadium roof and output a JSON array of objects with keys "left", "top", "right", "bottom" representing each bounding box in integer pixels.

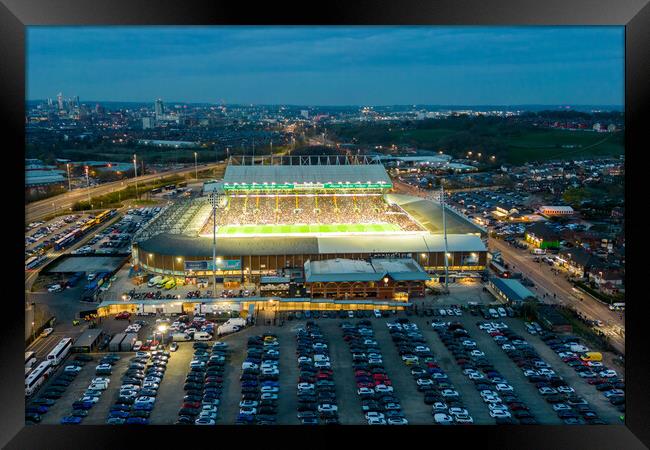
[
  {"left": 304, "top": 257, "right": 429, "bottom": 283},
  {"left": 223, "top": 164, "right": 392, "bottom": 188},
  {"left": 489, "top": 277, "right": 536, "bottom": 303},
  {"left": 137, "top": 232, "right": 486, "bottom": 257},
  {"left": 385, "top": 193, "right": 487, "bottom": 237}
]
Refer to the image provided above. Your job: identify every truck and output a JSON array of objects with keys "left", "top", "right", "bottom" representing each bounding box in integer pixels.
[
  {"left": 172, "top": 333, "right": 192, "bottom": 342},
  {"left": 109, "top": 333, "right": 126, "bottom": 352},
  {"left": 217, "top": 318, "right": 246, "bottom": 336},
  {"left": 147, "top": 276, "right": 163, "bottom": 287},
  {"left": 136, "top": 304, "right": 157, "bottom": 316},
  {"left": 120, "top": 333, "right": 138, "bottom": 351},
  {"left": 193, "top": 331, "right": 212, "bottom": 341},
  {"left": 580, "top": 352, "right": 603, "bottom": 362}
]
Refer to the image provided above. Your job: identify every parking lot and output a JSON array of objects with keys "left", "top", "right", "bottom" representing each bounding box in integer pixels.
[{"left": 28, "top": 302, "right": 622, "bottom": 426}]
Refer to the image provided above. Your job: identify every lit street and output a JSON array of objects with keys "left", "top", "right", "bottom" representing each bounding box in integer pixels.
[{"left": 489, "top": 238, "right": 625, "bottom": 354}]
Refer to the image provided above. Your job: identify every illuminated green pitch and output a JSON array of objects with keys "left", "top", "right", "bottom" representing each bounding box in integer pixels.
[{"left": 216, "top": 223, "right": 401, "bottom": 235}]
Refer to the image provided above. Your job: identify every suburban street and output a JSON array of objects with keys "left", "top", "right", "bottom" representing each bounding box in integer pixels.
[
  {"left": 489, "top": 238, "right": 625, "bottom": 353},
  {"left": 26, "top": 161, "right": 226, "bottom": 223}
]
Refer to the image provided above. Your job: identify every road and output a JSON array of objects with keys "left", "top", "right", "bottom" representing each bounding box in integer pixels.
[
  {"left": 489, "top": 238, "right": 625, "bottom": 354},
  {"left": 26, "top": 162, "right": 226, "bottom": 223}
]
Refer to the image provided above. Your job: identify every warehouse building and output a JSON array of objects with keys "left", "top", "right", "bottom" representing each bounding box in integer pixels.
[
  {"left": 488, "top": 277, "right": 537, "bottom": 304},
  {"left": 304, "top": 257, "right": 429, "bottom": 300},
  {"left": 71, "top": 329, "right": 104, "bottom": 353}
]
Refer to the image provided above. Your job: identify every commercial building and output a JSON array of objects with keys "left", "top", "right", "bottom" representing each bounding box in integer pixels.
[
  {"left": 71, "top": 329, "right": 104, "bottom": 353},
  {"left": 525, "top": 222, "right": 561, "bottom": 249},
  {"left": 540, "top": 205, "right": 574, "bottom": 216},
  {"left": 304, "top": 257, "right": 429, "bottom": 300},
  {"left": 488, "top": 277, "right": 536, "bottom": 304},
  {"left": 557, "top": 247, "right": 598, "bottom": 278},
  {"left": 537, "top": 305, "right": 573, "bottom": 333}
]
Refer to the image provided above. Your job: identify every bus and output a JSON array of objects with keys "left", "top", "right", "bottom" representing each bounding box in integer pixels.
[
  {"left": 25, "top": 351, "right": 37, "bottom": 370},
  {"left": 25, "top": 360, "right": 53, "bottom": 396},
  {"left": 609, "top": 302, "right": 625, "bottom": 311},
  {"left": 489, "top": 260, "right": 511, "bottom": 278},
  {"left": 47, "top": 338, "right": 73, "bottom": 366},
  {"left": 26, "top": 255, "right": 48, "bottom": 270}
]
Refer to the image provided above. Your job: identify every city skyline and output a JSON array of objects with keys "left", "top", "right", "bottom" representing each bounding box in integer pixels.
[{"left": 27, "top": 26, "right": 624, "bottom": 106}]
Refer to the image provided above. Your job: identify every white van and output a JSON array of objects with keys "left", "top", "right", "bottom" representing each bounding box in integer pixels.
[
  {"left": 172, "top": 333, "right": 192, "bottom": 342},
  {"left": 217, "top": 324, "right": 240, "bottom": 336},
  {"left": 194, "top": 331, "right": 212, "bottom": 341},
  {"left": 148, "top": 276, "right": 163, "bottom": 287},
  {"left": 530, "top": 248, "right": 546, "bottom": 255}
]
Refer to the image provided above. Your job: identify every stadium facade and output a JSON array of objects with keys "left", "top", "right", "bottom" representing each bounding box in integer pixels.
[{"left": 130, "top": 156, "right": 487, "bottom": 308}]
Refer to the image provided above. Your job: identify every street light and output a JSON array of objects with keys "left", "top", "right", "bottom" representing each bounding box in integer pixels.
[{"left": 194, "top": 152, "right": 198, "bottom": 179}]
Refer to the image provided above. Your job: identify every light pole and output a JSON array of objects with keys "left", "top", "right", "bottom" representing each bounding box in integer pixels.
[
  {"left": 66, "top": 163, "right": 72, "bottom": 191},
  {"left": 211, "top": 192, "right": 217, "bottom": 298},
  {"left": 133, "top": 154, "right": 139, "bottom": 200},
  {"left": 85, "top": 165, "right": 91, "bottom": 204},
  {"left": 194, "top": 152, "right": 198, "bottom": 179}
]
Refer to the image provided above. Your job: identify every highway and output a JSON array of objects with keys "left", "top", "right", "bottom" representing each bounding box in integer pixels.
[
  {"left": 489, "top": 238, "right": 625, "bottom": 354},
  {"left": 26, "top": 162, "right": 226, "bottom": 223}
]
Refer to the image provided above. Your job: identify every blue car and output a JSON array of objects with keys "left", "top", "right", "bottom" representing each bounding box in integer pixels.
[
  {"left": 61, "top": 416, "right": 83, "bottom": 425},
  {"left": 261, "top": 381, "right": 280, "bottom": 387},
  {"left": 133, "top": 403, "right": 154, "bottom": 411},
  {"left": 109, "top": 410, "right": 130, "bottom": 419},
  {"left": 125, "top": 417, "right": 148, "bottom": 425},
  {"left": 241, "top": 381, "right": 258, "bottom": 387},
  {"left": 26, "top": 406, "right": 49, "bottom": 415},
  {"left": 236, "top": 414, "right": 255, "bottom": 423}
]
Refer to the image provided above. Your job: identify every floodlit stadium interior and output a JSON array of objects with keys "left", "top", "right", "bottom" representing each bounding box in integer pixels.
[{"left": 128, "top": 157, "right": 488, "bottom": 312}]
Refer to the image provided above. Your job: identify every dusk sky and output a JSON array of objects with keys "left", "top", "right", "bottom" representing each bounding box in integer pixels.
[{"left": 27, "top": 26, "right": 624, "bottom": 106}]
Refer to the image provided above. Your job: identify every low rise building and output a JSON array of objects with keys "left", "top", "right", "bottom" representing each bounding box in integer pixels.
[
  {"left": 488, "top": 277, "right": 536, "bottom": 304},
  {"left": 539, "top": 205, "right": 574, "bottom": 216},
  {"left": 525, "top": 222, "right": 561, "bottom": 249},
  {"left": 304, "top": 257, "right": 429, "bottom": 300}
]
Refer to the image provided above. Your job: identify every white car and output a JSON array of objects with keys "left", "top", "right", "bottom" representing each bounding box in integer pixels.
[
  {"left": 599, "top": 370, "right": 618, "bottom": 378},
  {"left": 585, "top": 361, "right": 603, "bottom": 368},
  {"left": 455, "top": 414, "right": 474, "bottom": 424},
  {"left": 374, "top": 309, "right": 382, "bottom": 318},
  {"left": 261, "top": 393, "right": 278, "bottom": 400},
  {"left": 135, "top": 351, "right": 150, "bottom": 359},
  {"left": 441, "top": 389, "right": 459, "bottom": 398},
  {"left": 261, "top": 386, "right": 279, "bottom": 393},
  {"left": 47, "top": 285, "right": 63, "bottom": 293},
  {"left": 40, "top": 328, "right": 54, "bottom": 337},
  {"left": 495, "top": 383, "right": 513, "bottom": 392},
  {"left": 239, "top": 400, "right": 259, "bottom": 408},
  {"left": 88, "top": 382, "right": 108, "bottom": 391},
  {"left": 132, "top": 341, "right": 143, "bottom": 352},
  {"left": 387, "top": 417, "right": 408, "bottom": 425},
  {"left": 365, "top": 412, "right": 385, "bottom": 421},
  {"left": 553, "top": 403, "right": 571, "bottom": 411},
  {"left": 79, "top": 396, "right": 100, "bottom": 403},
  {"left": 357, "top": 387, "right": 375, "bottom": 395},
  {"left": 375, "top": 384, "right": 393, "bottom": 393},
  {"left": 318, "top": 404, "right": 338, "bottom": 413},
  {"left": 488, "top": 403, "right": 508, "bottom": 412},
  {"left": 368, "top": 417, "right": 387, "bottom": 425},
  {"left": 489, "top": 410, "right": 512, "bottom": 418},
  {"left": 136, "top": 396, "right": 156, "bottom": 404},
  {"left": 448, "top": 407, "right": 469, "bottom": 417},
  {"left": 416, "top": 378, "right": 433, "bottom": 386},
  {"left": 433, "top": 413, "right": 454, "bottom": 425},
  {"left": 298, "top": 383, "right": 315, "bottom": 391},
  {"left": 432, "top": 402, "right": 448, "bottom": 412},
  {"left": 557, "top": 386, "right": 575, "bottom": 394},
  {"left": 64, "top": 365, "right": 82, "bottom": 373}
]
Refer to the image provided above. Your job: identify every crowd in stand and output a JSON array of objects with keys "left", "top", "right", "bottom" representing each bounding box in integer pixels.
[{"left": 199, "top": 194, "right": 423, "bottom": 233}]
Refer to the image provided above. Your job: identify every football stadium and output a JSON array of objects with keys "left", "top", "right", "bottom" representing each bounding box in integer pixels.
[{"left": 125, "top": 156, "right": 487, "bottom": 312}]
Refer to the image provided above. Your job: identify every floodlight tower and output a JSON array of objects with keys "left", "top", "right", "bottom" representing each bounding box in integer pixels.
[
  {"left": 441, "top": 185, "right": 449, "bottom": 292},
  {"left": 211, "top": 191, "right": 218, "bottom": 298}
]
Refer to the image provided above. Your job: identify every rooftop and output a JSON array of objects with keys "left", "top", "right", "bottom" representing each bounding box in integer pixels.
[
  {"left": 490, "top": 277, "right": 536, "bottom": 302},
  {"left": 223, "top": 163, "right": 392, "bottom": 188},
  {"left": 304, "top": 257, "right": 429, "bottom": 283},
  {"left": 137, "top": 232, "right": 486, "bottom": 258}
]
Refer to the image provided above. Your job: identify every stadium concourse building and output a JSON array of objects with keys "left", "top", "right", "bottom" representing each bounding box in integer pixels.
[{"left": 124, "top": 156, "right": 487, "bottom": 313}]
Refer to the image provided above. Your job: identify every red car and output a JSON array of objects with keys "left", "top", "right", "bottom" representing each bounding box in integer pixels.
[
  {"left": 183, "top": 402, "right": 201, "bottom": 409},
  {"left": 374, "top": 379, "right": 392, "bottom": 387},
  {"left": 115, "top": 312, "right": 131, "bottom": 320},
  {"left": 357, "top": 382, "right": 374, "bottom": 389}
]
